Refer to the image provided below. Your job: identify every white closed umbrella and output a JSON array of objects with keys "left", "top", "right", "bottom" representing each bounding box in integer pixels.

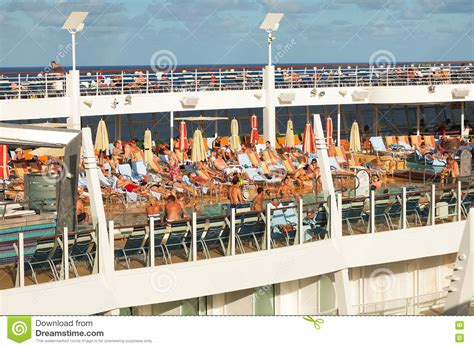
[
  {"left": 349, "top": 121, "right": 361, "bottom": 152},
  {"left": 144, "top": 129, "right": 153, "bottom": 164},
  {"left": 285, "top": 119, "right": 295, "bottom": 147},
  {"left": 191, "top": 129, "right": 206, "bottom": 162},
  {"left": 94, "top": 119, "right": 109, "bottom": 153},
  {"left": 230, "top": 118, "right": 240, "bottom": 151}
]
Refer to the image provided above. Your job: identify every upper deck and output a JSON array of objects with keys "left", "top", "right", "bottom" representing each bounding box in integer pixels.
[{"left": 0, "top": 62, "right": 473, "bottom": 122}]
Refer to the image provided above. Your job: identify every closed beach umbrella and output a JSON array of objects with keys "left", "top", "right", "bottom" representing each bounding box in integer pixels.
[
  {"left": 349, "top": 121, "right": 361, "bottom": 152},
  {"left": 95, "top": 119, "right": 109, "bottom": 153},
  {"left": 144, "top": 129, "right": 153, "bottom": 164},
  {"left": 285, "top": 119, "right": 295, "bottom": 148},
  {"left": 250, "top": 114, "right": 259, "bottom": 144},
  {"left": 30, "top": 147, "right": 65, "bottom": 157},
  {"left": 230, "top": 118, "right": 240, "bottom": 150},
  {"left": 0, "top": 145, "right": 10, "bottom": 179},
  {"left": 191, "top": 129, "right": 206, "bottom": 162},
  {"left": 325, "top": 117, "right": 333, "bottom": 147},
  {"left": 178, "top": 121, "right": 188, "bottom": 151},
  {"left": 302, "top": 123, "right": 316, "bottom": 154}
]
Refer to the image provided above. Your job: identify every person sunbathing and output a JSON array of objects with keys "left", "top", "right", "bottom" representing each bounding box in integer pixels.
[
  {"left": 278, "top": 177, "right": 298, "bottom": 202},
  {"left": 116, "top": 175, "right": 139, "bottom": 192},
  {"left": 168, "top": 158, "right": 182, "bottom": 181},
  {"left": 294, "top": 165, "right": 312, "bottom": 187},
  {"left": 213, "top": 154, "right": 228, "bottom": 171}
]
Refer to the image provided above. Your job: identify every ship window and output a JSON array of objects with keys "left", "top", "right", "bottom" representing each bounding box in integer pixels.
[{"left": 254, "top": 285, "right": 274, "bottom": 315}]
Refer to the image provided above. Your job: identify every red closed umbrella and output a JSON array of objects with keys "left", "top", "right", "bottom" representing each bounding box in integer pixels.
[
  {"left": 250, "top": 114, "right": 259, "bottom": 144},
  {"left": 178, "top": 121, "right": 188, "bottom": 151},
  {"left": 0, "top": 145, "right": 10, "bottom": 179},
  {"left": 326, "top": 117, "right": 333, "bottom": 147},
  {"left": 302, "top": 123, "right": 316, "bottom": 154}
]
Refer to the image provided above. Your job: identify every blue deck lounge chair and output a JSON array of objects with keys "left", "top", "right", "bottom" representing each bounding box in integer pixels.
[
  {"left": 114, "top": 227, "right": 148, "bottom": 269},
  {"left": 341, "top": 198, "right": 366, "bottom": 235}
]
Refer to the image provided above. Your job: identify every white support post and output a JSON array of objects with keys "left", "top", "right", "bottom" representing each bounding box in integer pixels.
[
  {"left": 63, "top": 227, "right": 69, "bottom": 280},
  {"left": 314, "top": 113, "right": 341, "bottom": 237},
  {"left": 66, "top": 70, "right": 81, "bottom": 130},
  {"left": 263, "top": 65, "right": 276, "bottom": 146},
  {"left": 457, "top": 180, "right": 462, "bottom": 221},
  {"left": 402, "top": 187, "right": 407, "bottom": 229},
  {"left": 461, "top": 102, "right": 465, "bottom": 138},
  {"left": 265, "top": 204, "right": 272, "bottom": 250},
  {"left": 337, "top": 193, "right": 342, "bottom": 219},
  {"left": 370, "top": 190, "right": 375, "bottom": 233},
  {"left": 82, "top": 127, "right": 112, "bottom": 276},
  {"left": 416, "top": 105, "right": 420, "bottom": 136},
  {"left": 192, "top": 212, "right": 197, "bottom": 261},
  {"left": 297, "top": 198, "right": 304, "bottom": 245},
  {"left": 334, "top": 269, "right": 354, "bottom": 315},
  {"left": 18, "top": 233, "right": 25, "bottom": 288},
  {"left": 149, "top": 217, "right": 155, "bottom": 267},
  {"left": 337, "top": 105, "right": 341, "bottom": 146},
  {"left": 170, "top": 111, "right": 174, "bottom": 151},
  {"left": 431, "top": 184, "right": 436, "bottom": 226},
  {"left": 230, "top": 208, "right": 236, "bottom": 256}
]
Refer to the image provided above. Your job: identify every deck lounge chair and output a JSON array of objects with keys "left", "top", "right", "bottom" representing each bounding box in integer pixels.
[
  {"left": 68, "top": 233, "right": 95, "bottom": 277},
  {"left": 159, "top": 221, "right": 190, "bottom": 263},
  {"left": 17, "top": 238, "right": 59, "bottom": 284},
  {"left": 199, "top": 217, "right": 228, "bottom": 258},
  {"left": 234, "top": 211, "right": 265, "bottom": 253},
  {"left": 341, "top": 198, "right": 366, "bottom": 235},
  {"left": 368, "top": 196, "right": 392, "bottom": 232},
  {"left": 114, "top": 227, "right": 148, "bottom": 269}
]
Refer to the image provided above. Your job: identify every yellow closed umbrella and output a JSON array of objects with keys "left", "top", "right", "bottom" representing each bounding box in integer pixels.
[
  {"left": 285, "top": 119, "right": 295, "bottom": 148},
  {"left": 94, "top": 119, "right": 109, "bottom": 153},
  {"left": 144, "top": 129, "right": 153, "bottom": 164},
  {"left": 230, "top": 118, "right": 240, "bottom": 151},
  {"left": 191, "top": 129, "right": 206, "bottom": 162},
  {"left": 30, "top": 147, "right": 65, "bottom": 157},
  {"left": 349, "top": 121, "right": 361, "bottom": 152}
]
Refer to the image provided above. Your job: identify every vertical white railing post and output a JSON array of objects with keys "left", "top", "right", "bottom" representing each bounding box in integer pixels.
[
  {"left": 195, "top": 69, "right": 198, "bottom": 92},
  {"left": 402, "top": 187, "right": 407, "bottom": 229},
  {"left": 192, "top": 212, "right": 197, "bottom": 261},
  {"left": 370, "top": 190, "right": 375, "bottom": 233},
  {"left": 431, "top": 184, "right": 436, "bottom": 226},
  {"left": 297, "top": 198, "right": 304, "bottom": 245},
  {"left": 96, "top": 72, "right": 99, "bottom": 96},
  {"left": 45, "top": 73, "right": 48, "bottom": 98},
  {"left": 355, "top": 66, "right": 358, "bottom": 87},
  {"left": 18, "top": 233, "right": 25, "bottom": 287},
  {"left": 17, "top": 74, "right": 21, "bottom": 98},
  {"left": 230, "top": 209, "right": 236, "bottom": 256},
  {"left": 108, "top": 220, "right": 115, "bottom": 267},
  {"left": 170, "top": 70, "right": 174, "bottom": 92},
  {"left": 219, "top": 68, "right": 222, "bottom": 91},
  {"left": 457, "top": 180, "right": 462, "bottom": 221},
  {"left": 149, "top": 217, "right": 155, "bottom": 267},
  {"left": 265, "top": 204, "right": 272, "bottom": 250},
  {"left": 121, "top": 71, "right": 124, "bottom": 95},
  {"left": 63, "top": 227, "right": 69, "bottom": 280},
  {"left": 337, "top": 192, "right": 342, "bottom": 220},
  {"left": 146, "top": 71, "right": 149, "bottom": 94}
]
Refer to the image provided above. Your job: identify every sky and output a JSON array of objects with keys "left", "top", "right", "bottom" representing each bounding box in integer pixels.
[{"left": 0, "top": 0, "right": 473, "bottom": 68}]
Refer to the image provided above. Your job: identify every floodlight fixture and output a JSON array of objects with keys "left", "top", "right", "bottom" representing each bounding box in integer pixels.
[
  {"left": 259, "top": 13, "right": 284, "bottom": 66},
  {"left": 62, "top": 12, "right": 88, "bottom": 70}
]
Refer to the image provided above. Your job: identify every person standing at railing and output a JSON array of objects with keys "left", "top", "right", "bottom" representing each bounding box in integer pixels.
[
  {"left": 49, "top": 61, "right": 65, "bottom": 74},
  {"left": 252, "top": 187, "right": 265, "bottom": 211}
]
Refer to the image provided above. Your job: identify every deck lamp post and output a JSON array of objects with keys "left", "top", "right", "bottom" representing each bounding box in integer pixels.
[
  {"left": 259, "top": 13, "right": 284, "bottom": 146},
  {"left": 62, "top": 12, "right": 88, "bottom": 71},
  {"left": 259, "top": 13, "right": 284, "bottom": 67}
]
